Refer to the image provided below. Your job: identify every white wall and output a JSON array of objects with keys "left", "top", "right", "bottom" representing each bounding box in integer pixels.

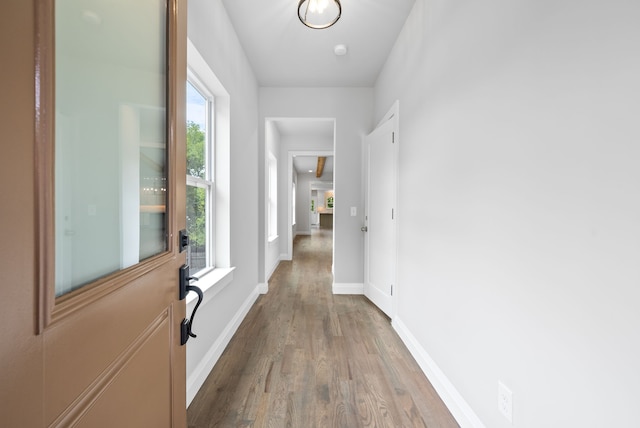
[
  {"left": 186, "top": 0, "right": 260, "bottom": 404},
  {"left": 294, "top": 173, "right": 312, "bottom": 235},
  {"left": 259, "top": 88, "right": 373, "bottom": 286},
  {"left": 375, "top": 0, "right": 640, "bottom": 427}
]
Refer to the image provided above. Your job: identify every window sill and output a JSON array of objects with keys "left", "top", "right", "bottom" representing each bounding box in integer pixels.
[{"left": 186, "top": 266, "right": 235, "bottom": 307}]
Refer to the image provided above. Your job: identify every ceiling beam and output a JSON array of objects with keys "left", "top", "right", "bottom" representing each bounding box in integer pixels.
[{"left": 316, "top": 157, "right": 326, "bottom": 178}]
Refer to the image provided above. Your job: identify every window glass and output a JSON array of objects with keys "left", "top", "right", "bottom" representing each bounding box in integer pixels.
[
  {"left": 55, "top": 0, "right": 167, "bottom": 296},
  {"left": 186, "top": 83, "right": 207, "bottom": 180}
]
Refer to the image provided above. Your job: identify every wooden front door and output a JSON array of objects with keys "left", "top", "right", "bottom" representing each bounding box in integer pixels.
[{"left": 0, "top": 1, "right": 187, "bottom": 426}]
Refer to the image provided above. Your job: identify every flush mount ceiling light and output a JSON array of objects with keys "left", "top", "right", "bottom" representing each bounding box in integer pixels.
[{"left": 298, "top": 0, "right": 341, "bottom": 30}]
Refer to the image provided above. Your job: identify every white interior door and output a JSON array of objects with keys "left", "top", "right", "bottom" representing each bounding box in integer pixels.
[{"left": 363, "top": 116, "right": 397, "bottom": 318}]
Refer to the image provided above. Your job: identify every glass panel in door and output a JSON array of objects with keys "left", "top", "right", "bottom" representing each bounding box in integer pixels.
[{"left": 54, "top": 0, "right": 168, "bottom": 296}]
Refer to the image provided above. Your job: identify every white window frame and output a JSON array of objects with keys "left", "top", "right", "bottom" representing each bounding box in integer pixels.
[
  {"left": 292, "top": 179, "right": 296, "bottom": 226},
  {"left": 184, "top": 39, "right": 234, "bottom": 312},
  {"left": 186, "top": 77, "right": 215, "bottom": 275},
  {"left": 267, "top": 152, "right": 278, "bottom": 242}
]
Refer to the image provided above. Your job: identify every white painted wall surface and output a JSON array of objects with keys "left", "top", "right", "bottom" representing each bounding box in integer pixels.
[
  {"left": 375, "top": 0, "right": 640, "bottom": 427},
  {"left": 294, "top": 173, "right": 313, "bottom": 235},
  {"left": 259, "top": 88, "right": 373, "bottom": 286},
  {"left": 186, "top": 0, "right": 260, "bottom": 404}
]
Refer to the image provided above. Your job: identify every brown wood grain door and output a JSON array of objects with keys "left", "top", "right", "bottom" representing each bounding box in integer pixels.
[{"left": 0, "top": 1, "right": 187, "bottom": 426}]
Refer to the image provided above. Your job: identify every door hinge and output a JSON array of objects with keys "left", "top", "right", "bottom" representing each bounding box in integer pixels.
[
  {"left": 391, "top": 285, "right": 393, "bottom": 296},
  {"left": 392, "top": 208, "right": 394, "bottom": 220},
  {"left": 392, "top": 132, "right": 395, "bottom": 143}
]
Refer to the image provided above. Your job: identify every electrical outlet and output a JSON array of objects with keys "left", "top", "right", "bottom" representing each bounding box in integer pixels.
[{"left": 498, "top": 381, "right": 513, "bottom": 423}]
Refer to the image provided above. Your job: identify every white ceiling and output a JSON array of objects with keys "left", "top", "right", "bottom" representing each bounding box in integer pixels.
[
  {"left": 221, "top": 1, "right": 414, "bottom": 165},
  {"left": 221, "top": 0, "right": 416, "bottom": 87},
  {"left": 293, "top": 155, "right": 334, "bottom": 177}
]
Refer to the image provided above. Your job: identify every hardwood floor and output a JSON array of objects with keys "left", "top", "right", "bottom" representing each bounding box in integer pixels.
[{"left": 187, "top": 228, "right": 459, "bottom": 428}]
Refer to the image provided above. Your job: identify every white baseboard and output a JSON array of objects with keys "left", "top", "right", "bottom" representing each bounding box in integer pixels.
[
  {"left": 266, "top": 259, "right": 279, "bottom": 282},
  {"left": 332, "top": 282, "right": 364, "bottom": 295},
  {"left": 280, "top": 253, "right": 292, "bottom": 261},
  {"left": 186, "top": 284, "right": 261, "bottom": 406},
  {"left": 392, "top": 317, "right": 486, "bottom": 428},
  {"left": 258, "top": 282, "right": 268, "bottom": 294}
]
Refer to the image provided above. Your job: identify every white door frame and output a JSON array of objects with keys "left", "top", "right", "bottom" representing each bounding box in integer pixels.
[
  {"left": 363, "top": 101, "right": 399, "bottom": 319},
  {"left": 286, "top": 150, "right": 334, "bottom": 260}
]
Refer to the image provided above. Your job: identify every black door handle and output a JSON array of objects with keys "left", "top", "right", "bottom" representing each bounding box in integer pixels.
[{"left": 179, "top": 264, "right": 204, "bottom": 345}]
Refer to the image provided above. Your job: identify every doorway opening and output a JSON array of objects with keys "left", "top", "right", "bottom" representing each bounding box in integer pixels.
[
  {"left": 263, "top": 118, "right": 335, "bottom": 282},
  {"left": 289, "top": 151, "right": 334, "bottom": 260}
]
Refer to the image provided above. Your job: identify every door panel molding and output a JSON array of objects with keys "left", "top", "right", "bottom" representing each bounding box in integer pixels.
[
  {"left": 75, "top": 319, "right": 172, "bottom": 427},
  {"left": 51, "top": 253, "right": 175, "bottom": 325},
  {"left": 48, "top": 310, "right": 170, "bottom": 427},
  {"left": 43, "top": 264, "right": 177, "bottom": 422}
]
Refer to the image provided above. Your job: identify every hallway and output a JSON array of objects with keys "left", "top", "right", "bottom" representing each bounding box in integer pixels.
[{"left": 187, "top": 228, "right": 458, "bottom": 427}]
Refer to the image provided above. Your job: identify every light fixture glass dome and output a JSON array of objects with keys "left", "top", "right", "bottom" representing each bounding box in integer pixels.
[{"left": 298, "top": 0, "right": 341, "bottom": 29}]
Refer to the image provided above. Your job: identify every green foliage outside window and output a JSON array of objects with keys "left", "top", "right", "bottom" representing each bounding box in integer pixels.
[
  {"left": 186, "top": 121, "right": 206, "bottom": 248},
  {"left": 187, "top": 121, "right": 205, "bottom": 178}
]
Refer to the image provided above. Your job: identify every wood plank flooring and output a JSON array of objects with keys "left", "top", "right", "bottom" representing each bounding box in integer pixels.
[{"left": 187, "top": 228, "right": 459, "bottom": 428}]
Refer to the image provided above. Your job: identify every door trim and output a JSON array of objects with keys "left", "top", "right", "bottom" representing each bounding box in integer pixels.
[
  {"left": 34, "top": 0, "right": 55, "bottom": 333},
  {"left": 286, "top": 149, "right": 334, "bottom": 260},
  {"left": 363, "top": 100, "right": 400, "bottom": 319}
]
